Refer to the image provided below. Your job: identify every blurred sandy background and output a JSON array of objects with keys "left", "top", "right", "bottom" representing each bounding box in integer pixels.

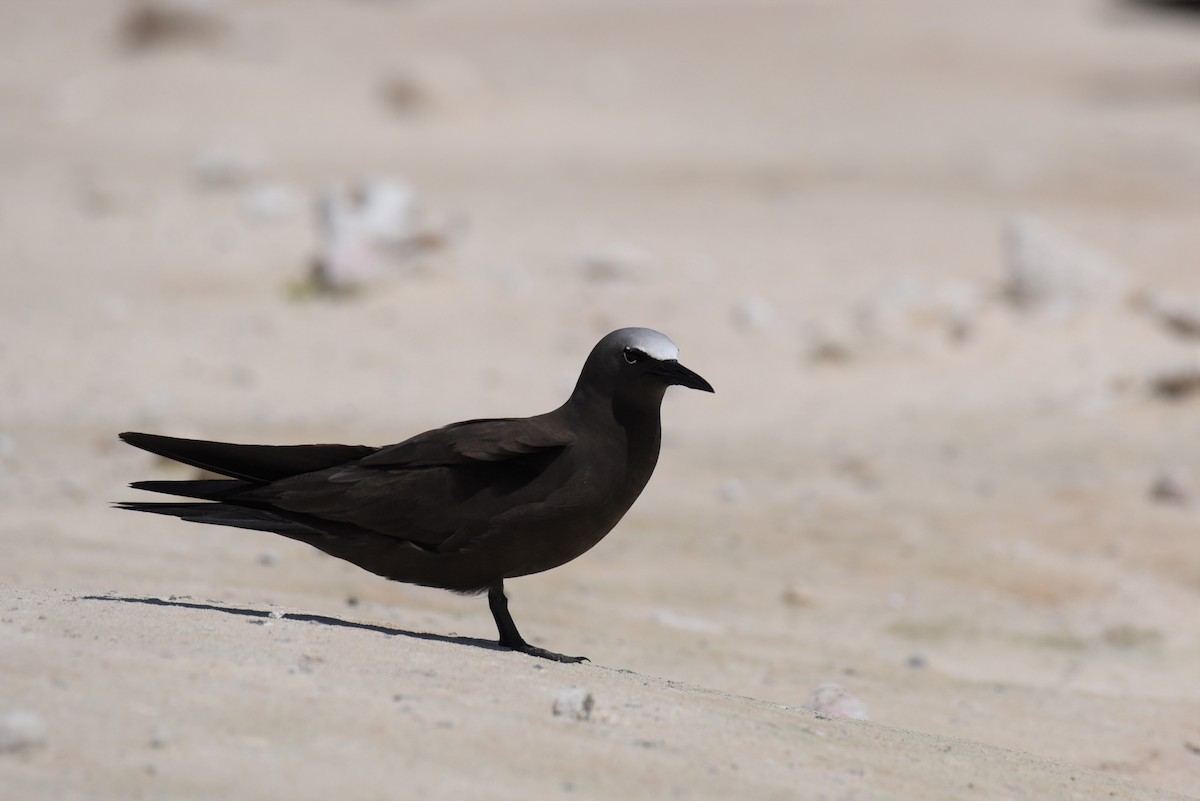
[{"left": 2, "top": 0, "right": 1200, "bottom": 798}]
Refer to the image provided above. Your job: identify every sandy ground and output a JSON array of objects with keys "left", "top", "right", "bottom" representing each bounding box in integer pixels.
[{"left": 3, "top": 0, "right": 1200, "bottom": 798}]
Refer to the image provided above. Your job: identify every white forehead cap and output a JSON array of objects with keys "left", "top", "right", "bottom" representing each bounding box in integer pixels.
[{"left": 625, "top": 328, "right": 679, "bottom": 361}]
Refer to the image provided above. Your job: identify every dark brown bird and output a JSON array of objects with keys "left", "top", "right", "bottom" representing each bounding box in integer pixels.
[{"left": 117, "top": 327, "right": 713, "bottom": 662}]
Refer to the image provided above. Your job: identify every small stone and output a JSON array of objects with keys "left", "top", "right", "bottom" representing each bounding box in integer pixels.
[
  {"left": 1150, "top": 366, "right": 1200, "bottom": 401},
  {"left": 834, "top": 456, "right": 880, "bottom": 489},
  {"left": 906, "top": 653, "right": 928, "bottom": 669},
  {"left": 552, "top": 688, "right": 594, "bottom": 721},
  {"left": 1001, "top": 215, "right": 1126, "bottom": 318},
  {"left": 1150, "top": 467, "right": 1193, "bottom": 505},
  {"left": 149, "top": 725, "right": 172, "bottom": 749},
  {"left": 309, "top": 179, "right": 451, "bottom": 294},
  {"left": 801, "top": 683, "right": 870, "bottom": 721},
  {"left": 806, "top": 320, "right": 857, "bottom": 364},
  {"left": 379, "top": 73, "right": 426, "bottom": 114},
  {"left": 267, "top": 610, "right": 284, "bottom": 619},
  {"left": 0, "top": 711, "right": 48, "bottom": 753},
  {"left": 121, "top": 0, "right": 229, "bottom": 51},
  {"left": 718, "top": 478, "right": 746, "bottom": 504},
  {"left": 781, "top": 585, "right": 814, "bottom": 608}
]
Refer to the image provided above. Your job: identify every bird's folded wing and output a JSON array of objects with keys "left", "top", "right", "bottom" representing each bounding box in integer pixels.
[
  {"left": 239, "top": 417, "right": 575, "bottom": 551},
  {"left": 355, "top": 417, "right": 575, "bottom": 468}
]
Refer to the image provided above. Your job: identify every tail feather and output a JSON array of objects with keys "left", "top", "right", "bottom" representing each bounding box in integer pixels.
[
  {"left": 119, "top": 432, "right": 376, "bottom": 482},
  {"left": 115, "top": 501, "right": 324, "bottom": 539},
  {"left": 130, "top": 479, "right": 253, "bottom": 501}
]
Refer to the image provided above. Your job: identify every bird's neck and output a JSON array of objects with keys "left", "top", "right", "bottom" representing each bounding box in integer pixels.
[{"left": 565, "top": 382, "right": 664, "bottom": 466}]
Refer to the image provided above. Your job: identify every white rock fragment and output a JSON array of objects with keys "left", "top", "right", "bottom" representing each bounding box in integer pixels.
[
  {"left": 552, "top": 688, "right": 594, "bottom": 721},
  {"left": 579, "top": 243, "right": 652, "bottom": 283},
  {"left": 309, "top": 179, "right": 453, "bottom": 294},
  {"left": 1001, "top": 215, "right": 1126, "bottom": 318},
  {"left": 801, "top": 683, "right": 870, "bottom": 721},
  {"left": 0, "top": 711, "right": 48, "bottom": 753}
]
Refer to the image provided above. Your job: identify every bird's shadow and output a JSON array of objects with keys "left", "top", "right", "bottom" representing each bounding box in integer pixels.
[{"left": 79, "top": 594, "right": 503, "bottom": 653}]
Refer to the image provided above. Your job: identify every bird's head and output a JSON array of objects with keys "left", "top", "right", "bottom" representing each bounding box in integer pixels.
[{"left": 572, "top": 328, "right": 714, "bottom": 408}]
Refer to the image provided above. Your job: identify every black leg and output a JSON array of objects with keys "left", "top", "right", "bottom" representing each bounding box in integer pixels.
[{"left": 487, "top": 581, "right": 587, "bottom": 663}]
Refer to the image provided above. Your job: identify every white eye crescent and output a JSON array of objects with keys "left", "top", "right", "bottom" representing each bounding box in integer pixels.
[
  {"left": 623, "top": 347, "right": 642, "bottom": 365},
  {"left": 622, "top": 328, "right": 680, "bottom": 361}
]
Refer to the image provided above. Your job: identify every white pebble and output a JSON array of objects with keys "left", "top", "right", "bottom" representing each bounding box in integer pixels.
[
  {"left": 0, "top": 711, "right": 48, "bottom": 753},
  {"left": 1001, "top": 214, "right": 1125, "bottom": 318},
  {"left": 802, "top": 683, "right": 870, "bottom": 720},
  {"left": 552, "top": 688, "right": 594, "bottom": 721},
  {"left": 310, "top": 179, "right": 446, "bottom": 293}
]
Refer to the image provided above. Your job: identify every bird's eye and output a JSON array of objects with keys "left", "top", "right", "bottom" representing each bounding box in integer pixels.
[{"left": 623, "top": 347, "right": 642, "bottom": 365}]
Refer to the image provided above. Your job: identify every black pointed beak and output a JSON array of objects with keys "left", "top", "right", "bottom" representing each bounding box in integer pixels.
[{"left": 651, "top": 359, "right": 715, "bottom": 393}]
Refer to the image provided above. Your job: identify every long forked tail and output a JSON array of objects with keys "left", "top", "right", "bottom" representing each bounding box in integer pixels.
[
  {"left": 114, "top": 500, "right": 325, "bottom": 539},
  {"left": 119, "top": 432, "right": 375, "bottom": 483},
  {"left": 116, "top": 432, "right": 382, "bottom": 543}
]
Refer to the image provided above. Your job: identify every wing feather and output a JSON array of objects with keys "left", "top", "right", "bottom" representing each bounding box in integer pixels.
[{"left": 234, "top": 416, "right": 575, "bottom": 552}]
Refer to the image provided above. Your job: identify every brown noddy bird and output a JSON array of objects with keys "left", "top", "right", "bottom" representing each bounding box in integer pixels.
[{"left": 117, "top": 327, "right": 713, "bottom": 662}]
